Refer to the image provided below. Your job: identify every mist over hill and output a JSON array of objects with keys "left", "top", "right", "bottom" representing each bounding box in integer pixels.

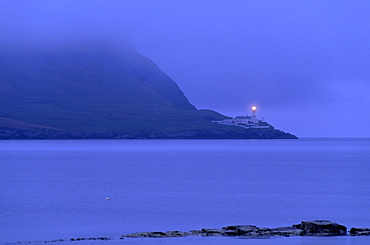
[{"left": 0, "top": 41, "right": 296, "bottom": 139}]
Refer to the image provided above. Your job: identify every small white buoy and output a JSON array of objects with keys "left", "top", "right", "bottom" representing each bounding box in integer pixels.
[{"left": 105, "top": 197, "right": 110, "bottom": 200}]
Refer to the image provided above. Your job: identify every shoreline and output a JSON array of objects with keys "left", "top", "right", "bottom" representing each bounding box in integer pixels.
[{"left": 6, "top": 220, "right": 369, "bottom": 244}]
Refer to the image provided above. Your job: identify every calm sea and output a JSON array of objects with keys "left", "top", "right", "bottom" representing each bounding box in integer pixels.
[{"left": 1, "top": 139, "right": 369, "bottom": 244}]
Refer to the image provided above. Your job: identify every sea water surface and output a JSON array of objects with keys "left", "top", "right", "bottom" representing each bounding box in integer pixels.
[{"left": 1, "top": 139, "right": 369, "bottom": 244}]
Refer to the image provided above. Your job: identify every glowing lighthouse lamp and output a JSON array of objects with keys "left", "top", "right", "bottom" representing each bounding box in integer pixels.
[{"left": 251, "top": 106, "right": 258, "bottom": 123}]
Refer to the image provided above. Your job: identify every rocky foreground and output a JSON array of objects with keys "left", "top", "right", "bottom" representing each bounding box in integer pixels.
[
  {"left": 20, "top": 220, "right": 369, "bottom": 244},
  {"left": 122, "top": 220, "right": 369, "bottom": 238}
]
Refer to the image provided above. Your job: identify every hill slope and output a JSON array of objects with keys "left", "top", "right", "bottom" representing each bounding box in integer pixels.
[{"left": 0, "top": 42, "right": 296, "bottom": 139}]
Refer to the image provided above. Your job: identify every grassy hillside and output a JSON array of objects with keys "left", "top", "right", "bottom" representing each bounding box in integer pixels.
[
  {"left": 0, "top": 42, "right": 296, "bottom": 139},
  {"left": 0, "top": 42, "right": 222, "bottom": 133}
]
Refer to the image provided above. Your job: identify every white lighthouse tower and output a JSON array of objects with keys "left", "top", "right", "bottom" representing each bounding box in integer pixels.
[{"left": 251, "top": 106, "right": 258, "bottom": 123}]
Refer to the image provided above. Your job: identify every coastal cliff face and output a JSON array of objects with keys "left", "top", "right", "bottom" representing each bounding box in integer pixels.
[{"left": 0, "top": 42, "right": 297, "bottom": 139}]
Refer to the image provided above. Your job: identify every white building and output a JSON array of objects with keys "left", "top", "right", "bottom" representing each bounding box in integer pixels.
[{"left": 213, "top": 106, "right": 270, "bottom": 129}]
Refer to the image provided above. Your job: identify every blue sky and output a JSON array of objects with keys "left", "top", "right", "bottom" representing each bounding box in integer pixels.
[{"left": 1, "top": 0, "right": 369, "bottom": 137}]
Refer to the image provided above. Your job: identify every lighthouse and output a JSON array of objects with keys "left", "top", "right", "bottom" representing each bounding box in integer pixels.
[
  {"left": 251, "top": 106, "right": 258, "bottom": 123},
  {"left": 213, "top": 106, "right": 270, "bottom": 129}
]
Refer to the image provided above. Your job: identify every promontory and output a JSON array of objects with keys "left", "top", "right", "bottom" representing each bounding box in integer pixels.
[{"left": 0, "top": 41, "right": 297, "bottom": 139}]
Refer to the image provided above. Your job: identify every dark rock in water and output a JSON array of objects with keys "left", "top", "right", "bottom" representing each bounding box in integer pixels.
[
  {"left": 221, "top": 225, "right": 303, "bottom": 237},
  {"left": 88, "top": 237, "right": 110, "bottom": 240},
  {"left": 222, "top": 225, "right": 259, "bottom": 236},
  {"left": 124, "top": 231, "right": 167, "bottom": 238},
  {"left": 50, "top": 239, "right": 64, "bottom": 242},
  {"left": 123, "top": 225, "right": 303, "bottom": 238},
  {"left": 293, "top": 220, "right": 347, "bottom": 236},
  {"left": 20, "top": 221, "right": 366, "bottom": 243},
  {"left": 122, "top": 220, "right": 350, "bottom": 239},
  {"left": 189, "top": 228, "right": 224, "bottom": 236},
  {"left": 165, "top": 231, "right": 188, "bottom": 237},
  {"left": 269, "top": 226, "right": 304, "bottom": 237},
  {"left": 70, "top": 238, "right": 86, "bottom": 241},
  {"left": 123, "top": 231, "right": 188, "bottom": 238},
  {"left": 350, "top": 228, "right": 370, "bottom": 235}
]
